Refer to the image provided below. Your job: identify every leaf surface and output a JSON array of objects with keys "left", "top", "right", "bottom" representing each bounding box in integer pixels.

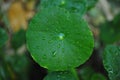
[{"left": 26, "top": 7, "right": 94, "bottom": 70}]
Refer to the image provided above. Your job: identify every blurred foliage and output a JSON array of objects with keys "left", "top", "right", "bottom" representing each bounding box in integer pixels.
[
  {"left": 0, "top": 27, "right": 8, "bottom": 48},
  {"left": 91, "top": 73, "right": 107, "bottom": 80},
  {"left": 7, "top": 0, "right": 35, "bottom": 32},
  {"left": 103, "top": 45, "right": 120, "bottom": 80},
  {"left": 108, "top": 0, "right": 120, "bottom": 6},
  {"left": 79, "top": 66, "right": 106, "bottom": 80},
  {"left": 11, "top": 29, "right": 26, "bottom": 50},
  {"left": 100, "top": 13, "right": 120, "bottom": 44},
  {"left": 26, "top": 6, "right": 94, "bottom": 71},
  {"left": 85, "top": 0, "right": 98, "bottom": 10},
  {"left": 0, "top": 52, "right": 29, "bottom": 80}
]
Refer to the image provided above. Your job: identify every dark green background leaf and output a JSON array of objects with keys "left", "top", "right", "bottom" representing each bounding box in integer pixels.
[
  {"left": 91, "top": 73, "right": 106, "bottom": 80},
  {"left": 100, "top": 13, "right": 120, "bottom": 44},
  {"left": 11, "top": 29, "right": 26, "bottom": 50},
  {"left": 0, "top": 27, "right": 8, "bottom": 47},
  {"left": 79, "top": 66, "right": 106, "bottom": 80},
  {"left": 103, "top": 45, "right": 120, "bottom": 80}
]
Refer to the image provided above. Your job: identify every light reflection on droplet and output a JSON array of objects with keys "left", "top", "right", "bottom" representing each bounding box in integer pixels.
[{"left": 58, "top": 33, "right": 65, "bottom": 40}]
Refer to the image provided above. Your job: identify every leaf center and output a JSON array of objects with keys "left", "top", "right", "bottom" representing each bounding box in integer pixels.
[{"left": 58, "top": 33, "right": 65, "bottom": 40}]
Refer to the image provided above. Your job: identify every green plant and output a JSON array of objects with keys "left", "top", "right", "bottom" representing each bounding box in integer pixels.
[
  {"left": 25, "top": 0, "right": 120, "bottom": 80},
  {"left": 26, "top": 0, "right": 97, "bottom": 79},
  {"left": 26, "top": 7, "right": 94, "bottom": 71},
  {"left": 0, "top": 0, "right": 120, "bottom": 80}
]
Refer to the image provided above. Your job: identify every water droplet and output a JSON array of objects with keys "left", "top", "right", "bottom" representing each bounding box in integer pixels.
[
  {"left": 58, "top": 33, "right": 65, "bottom": 40},
  {"left": 52, "top": 51, "right": 57, "bottom": 57}
]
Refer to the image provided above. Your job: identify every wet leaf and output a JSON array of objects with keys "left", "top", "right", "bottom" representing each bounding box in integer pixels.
[{"left": 26, "top": 7, "right": 94, "bottom": 70}]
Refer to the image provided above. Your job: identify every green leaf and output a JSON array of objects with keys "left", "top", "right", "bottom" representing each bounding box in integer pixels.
[
  {"left": 0, "top": 27, "right": 8, "bottom": 47},
  {"left": 26, "top": 7, "right": 94, "bottom": 70},
  {"left": 11, "top": 29, "right": 26, "bottom": 50},
  {"left": 103, "top": 45, "right": 120, "bottom": 80},
  {"left": 44, "top": 69, "right": 78, "bottom": 80}
]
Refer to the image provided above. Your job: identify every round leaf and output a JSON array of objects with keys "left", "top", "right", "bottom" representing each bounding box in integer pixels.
[{"left": 26, "top": 7, "right": 94, "bottom": 70}]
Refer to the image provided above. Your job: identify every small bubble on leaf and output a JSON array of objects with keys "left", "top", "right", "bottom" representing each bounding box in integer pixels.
[
  {"left": 58, "top": 33, "right": 65, "bottom": 40},
  {"left": 52, "top": 51, "right": 57, "bottom": 57}
]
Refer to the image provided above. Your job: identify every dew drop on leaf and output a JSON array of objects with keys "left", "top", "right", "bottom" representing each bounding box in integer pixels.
[
  {"left": 58, "top": 33, "right": 65, "bottom": 40},
  {"left": 52, "top": 51, "right": 57, "bottom": 57},
  {"left": 26, "top": 7, "right": 94, "bottom": 70}
]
